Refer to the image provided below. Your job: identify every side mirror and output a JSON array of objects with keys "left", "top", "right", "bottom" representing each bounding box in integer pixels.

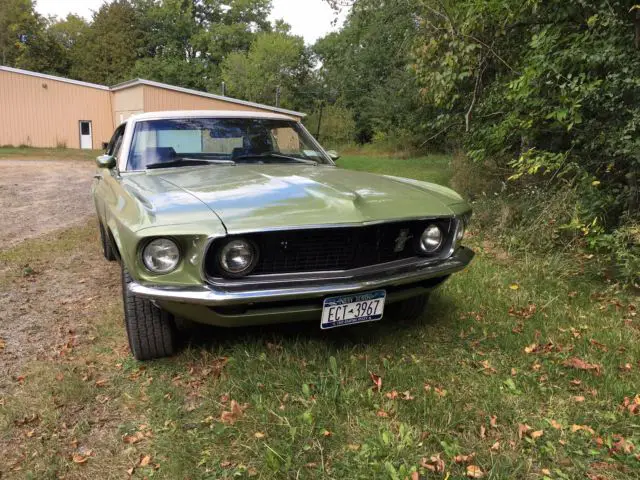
[
  {"left": 101, "top": 141, "right": 109, "bottom": 151},
  {"left": 96, "top": 154, "right": 116, "bottom": 169},
  {"left": 326, "top": 150, "right": 340, "bottom": 162}
]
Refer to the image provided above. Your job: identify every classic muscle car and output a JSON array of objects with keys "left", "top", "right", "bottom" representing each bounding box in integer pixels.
[{"left": 93, "top": 111, "right": 474, "bottom": 360}]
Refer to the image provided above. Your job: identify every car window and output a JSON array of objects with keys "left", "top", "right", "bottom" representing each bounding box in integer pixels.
[
  {"left": 107, "top": 125, "right": 126, "bottom": 158},
  {"left": 127, "top": 118, "right": 332, "bottom": 170}
]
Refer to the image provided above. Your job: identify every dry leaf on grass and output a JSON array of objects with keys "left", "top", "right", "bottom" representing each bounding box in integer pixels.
[
  {"left": 620, "top": 395, "right": 640, "bottom": 415},
  {"left": 466, "top": 465, "right": 485, "bottom": 478},
  {"left": 254, "top": 432, "right": 266, "bottom": 439},
  {"left": 454, "top": 453, "right": 476, "bottom": 464},
  {"left": 562, "top": 357, "right": 602, "bottom": 375},
  {"left": 490, "top": 441, "right": 500, "bottom": 451},
  {"left": 420, "top": 454, "right": 445, "bottom": 473},
  {"left": 518, "top": 424, "right": 532, "bottom": 439},
  {"left": 139, "top": 455, "right": 151, "bottom": 467},
  {"left": 551, "top": 420, "right": 563, "bottom": 430},
  {"left": 123, "top": 431, "right": 145, "bottom": 444},
  {"left": 369, "top": 372, "right": 382, "bottom": 392},
  {"left": 385, "top": 390, "right": 399, "bottom": 399},
  {"left": 490, "top": 415, "right": 498, "bottom": 428},
  {"left": 376, "top": 410, "right": 389, "bottom": 418},
  {"left": 531, "top": 430, "right": 544, "bottom": 439},
  {"left": 220, "top": 400, "right": 248, "bottom": 425},
  {"left": 571, "top": 424, "right": 595, "bottom": 435}
]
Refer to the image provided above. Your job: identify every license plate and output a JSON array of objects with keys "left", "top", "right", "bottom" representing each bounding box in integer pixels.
[{"left": 321, "top": 290, "right": 386, "bottom": 330}]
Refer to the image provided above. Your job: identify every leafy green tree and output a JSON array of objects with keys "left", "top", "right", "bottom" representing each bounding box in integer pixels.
[
  {"left": 0, "top": 0, "right": 40, "bottom": 66},
  {"left": 70, "top": 0, "right": 148, "bottom": 84},
  {"left": 221, "top": 31, "right": 309, "bottom": 109}
]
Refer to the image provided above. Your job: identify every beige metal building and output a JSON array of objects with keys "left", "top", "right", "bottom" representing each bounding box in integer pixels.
[{"left": 0, "top": 66, "right": 304, "bottom": 150}]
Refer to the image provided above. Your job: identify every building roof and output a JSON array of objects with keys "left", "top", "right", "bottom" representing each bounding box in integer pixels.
[
  {"left": 0, "top": 66, "right": 305, "bottom": 118},
  {"left": 0, "top": 65, "right": 110, "bottom": 90},
  {"left": 128, "top": 110, "right": 298, "bottom": 122},
  {"left": 111, "top": 78, "right": 305, "bottom": 118}
]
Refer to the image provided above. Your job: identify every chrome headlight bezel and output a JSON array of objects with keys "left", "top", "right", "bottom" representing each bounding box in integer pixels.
[
  {"left": 419, "top": 224, "right": 444, "bottom": 254},
  {"left": 141, "top": 237, "right": 181, "bottom": 274},
  {"left": 217, "top": 238, "right": 259, "bottom": 278}
]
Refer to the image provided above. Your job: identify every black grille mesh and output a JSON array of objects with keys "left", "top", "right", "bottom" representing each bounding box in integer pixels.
[{"left": 206, "top": 219, "right": 452, "bottom": 277}]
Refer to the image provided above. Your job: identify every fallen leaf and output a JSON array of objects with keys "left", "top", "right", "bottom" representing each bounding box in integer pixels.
[
  {"left": 72, "top": 454, "right": 90, "bottom": 464},
  {"left": 220, "top": 400, "right": 248, "bottom": 425},
  {"left": 254, "top": 432, "right": 266, "bottom": 439},
  {"left": 570, "top": 379, "right": 582, "bottom": 386},
  {"left": 126, "top": 466, "right": 135, "bottom": 476},
  {"left": 94, "top": 379, "right": 108, "bottom": 388},
  {"left": 480, "top": 360, "right": 497, "bottom": 375},
  {"left": 619, "top": 363, "right": 633, "bottom": 372},
  {"left": 490, "top": 441, "right": 500, "bottom": 451},
  {"left": 322, "top": 430, "right": 332, "bottom": 437},
  {"left": 541, "top": 468, "right": 551, "bottom": 475},
  {"left": 347, "top": 444, "right": 360, "bottom": 451},
  {"left": 490, "top": 415, "right": 498, "bottom": 428},
  {"left": 385, "top": 390, "right": 399, "bottom": 400},
  {"left": 589, "top": 339, "right": 608, "bottom": 352},
  {"left": 518, "top": 424, "right": 531, "bottom": 439},
  {"left": 123, "top": 431, "right": 145, "bottom": 444},
  {"left": 620, "top": 395, "right": 640, "bottom": 415},
  {"left": 369, "top": 372, "right": 382, "bottom": 392},
  {"left": 511, "top": 368, "right": 517, "bottom": 376},
  {"left": 612, "top": 436, "right": 635, "bottom": 454},
  {"left": 420, "top": 454, "right": 445, "bottom": 473},
  {"left": 139, "top": 455, "right": 151, "bottom": 467},
  {"left": 531, "top": 430, "right": 544, "bottom": 439},
  {"left": 509, "top": 283, "right": 520, "bottom": 290},
  {"left": 411, "top": 472, "right": 419, "bottom": 480},
  {"left": 434, "top": 387, "right": 447, "bottom": 397},
  {"left": 466, "top": 465, "right": 485, "bottom": 478},
  {"left": 401, "top": 390, "right": 415, "bottom": 401},
  {"left": 376, "top": 410, "right": 389, "bottom": 418},
  {"left": 572, "top": 395, "right": 586, "bottom": 403},
  {"left": 551, "top": 420, "right": 562, "bottom": 430},
  {"left": 571, "top": 424, "right": 595, "bottom": 435},
  {"left": 220, "top": 460, "right": 234, "bottom": 468},
  {"left": 305, "top": 462, "right": 318, "bottom": 468},
  {"left": 562, "top": 357, "right": 602, "bottom": 375},
  {"left": 479, "top": 425, "right": 486, "bottom": 439},
  {"left": 454, "top": 452, "right": 476, "bottom": 464}
]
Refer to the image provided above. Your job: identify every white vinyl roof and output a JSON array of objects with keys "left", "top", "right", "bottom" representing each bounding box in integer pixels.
[
  {"left": 127, "top": 110, "right": 299, "bottom": 123},
  {"left": 0, "top": 66, "right": 305, "bottom": 118}
]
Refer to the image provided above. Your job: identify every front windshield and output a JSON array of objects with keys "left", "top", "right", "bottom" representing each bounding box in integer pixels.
[{"left": 127, "top": 117, "right": 332, "bottom": 170}]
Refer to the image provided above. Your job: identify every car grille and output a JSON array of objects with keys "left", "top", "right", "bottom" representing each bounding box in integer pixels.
[{"left": 205, "top": 219, "right": 454, "bottom": 278}]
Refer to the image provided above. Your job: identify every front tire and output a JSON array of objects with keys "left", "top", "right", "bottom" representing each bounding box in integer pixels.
[
  {"left": 388, "top": 293, "right": 430, "bottom": 322},
  {"left": 122, "top": 266, "right": 177, "bottom": 360}
]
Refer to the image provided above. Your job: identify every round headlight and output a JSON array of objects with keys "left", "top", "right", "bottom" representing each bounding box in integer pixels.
[
  {"left": 420, "top": 225, "right": 444, "bottom": 253},
  {"left": 219, "top": 239, "right": 257, "bottom": 276},
  {"left": 142, "top": 238, "right": 180, "bottom": 274},
  {"left": 456, "top": 220, "right": 466, "bottom": 242}
]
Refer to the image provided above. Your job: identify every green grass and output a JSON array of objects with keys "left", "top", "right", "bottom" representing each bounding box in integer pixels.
[
  {"left": 340, "top": 154, "right": 453, "bottom": 186},
  {"left": 1, "top": 155, "right": 639, "bottom": 479},
  {"left": 0, "top": 146, "right": 102, "bottom": 161}
]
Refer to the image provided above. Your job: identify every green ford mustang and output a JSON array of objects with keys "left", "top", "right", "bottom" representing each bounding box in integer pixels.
[{"left": 93, "top": 111, "right": 474, "bottom": 360}]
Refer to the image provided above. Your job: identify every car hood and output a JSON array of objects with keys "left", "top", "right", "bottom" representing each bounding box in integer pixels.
[{"left": 130, "top": 165, "right": 464, "bottom": 233}]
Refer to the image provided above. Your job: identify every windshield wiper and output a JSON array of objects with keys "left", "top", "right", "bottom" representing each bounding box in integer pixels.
[
  {"left": 232, "top": 152, "right": 317, "bottom": 165},
  {"left": 146, "top": 158, "right": 236, "bottom": 169}
]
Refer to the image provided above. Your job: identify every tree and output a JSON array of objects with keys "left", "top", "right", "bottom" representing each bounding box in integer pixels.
[
  {"left": 221, "top": 31, "right": 309, "bottom": 109},
  {"left": 70, "top": 0, "right": 147, "bottom": 84},
  {"left": 0, "top": 0, "right": 40, "bottom": 66}
]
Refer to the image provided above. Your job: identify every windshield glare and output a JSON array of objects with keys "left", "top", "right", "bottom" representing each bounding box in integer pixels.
[{"left": 127, "top": 118, "right": 331, "bottom": 170}]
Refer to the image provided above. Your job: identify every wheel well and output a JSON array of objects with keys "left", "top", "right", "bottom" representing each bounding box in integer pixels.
[{"left": 107, "top": 228, "right": 122, "bottom": 262}]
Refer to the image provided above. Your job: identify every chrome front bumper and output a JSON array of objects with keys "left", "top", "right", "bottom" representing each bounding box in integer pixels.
[{"left": 128, "top": 247, "right": 474, "bottom": 307}]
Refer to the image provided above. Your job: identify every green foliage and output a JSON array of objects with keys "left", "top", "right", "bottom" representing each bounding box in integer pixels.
[
  {"left": 304, "top": 103, "right": 356, "bottom": 146},
  {"left": 221, "top": 31, "right": 309, "bottom": 110},
  {"left": 410, "top": 0, "right": 640, "bottom": 283}
]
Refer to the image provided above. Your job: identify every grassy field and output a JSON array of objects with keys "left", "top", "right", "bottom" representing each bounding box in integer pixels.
[
  {"left": 1, "top": 155, "right": 638, "bottom": 479},
  {"left": 0, "top": 146, "right": 102, "bottom": 161}
]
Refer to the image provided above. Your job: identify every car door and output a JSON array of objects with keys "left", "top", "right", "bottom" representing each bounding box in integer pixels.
[{"left": 94, "top": 124, "right": 126, "bottom": 225}]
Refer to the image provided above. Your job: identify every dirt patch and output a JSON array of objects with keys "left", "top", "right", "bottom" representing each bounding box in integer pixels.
[
  {"left": 0, "top": 160, "right": 95, "bottom": 248},
  {"left": 0, "top": 223, "right": 121, "bottom": 392}
]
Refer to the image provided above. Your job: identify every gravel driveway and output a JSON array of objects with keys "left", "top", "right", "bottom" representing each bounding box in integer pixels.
[{"left": 0, "top": 160, "right": 96, "bottom": 248}]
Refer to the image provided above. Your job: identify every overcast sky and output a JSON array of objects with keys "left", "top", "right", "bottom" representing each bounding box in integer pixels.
[{"left": 34, "top": 0, "right": 347, "bottom": 45}]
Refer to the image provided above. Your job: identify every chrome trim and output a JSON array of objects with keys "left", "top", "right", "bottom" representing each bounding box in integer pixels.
[
  {"left": 129, "top": 247, "right": 474, "bottom": 306},
  {"left": 225, "top": 215, "right": 454, "bottom": 235},
  {"left": 202, "top": 217, "right": 457, "bottom": 287}
]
